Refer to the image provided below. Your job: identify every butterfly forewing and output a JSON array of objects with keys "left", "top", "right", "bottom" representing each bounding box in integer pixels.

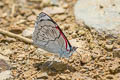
[{"left": 32, "top": 12, "right": 74, "bottom": 58}]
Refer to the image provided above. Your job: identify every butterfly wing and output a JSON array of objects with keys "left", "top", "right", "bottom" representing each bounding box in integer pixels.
[{"left": 32, "top": 12, "right": 75, "bottom": 58}]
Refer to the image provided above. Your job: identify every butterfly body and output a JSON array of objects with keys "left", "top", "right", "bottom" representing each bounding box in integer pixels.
[{"left": 32, "top": 12, "right": 77, "bottom": 58}]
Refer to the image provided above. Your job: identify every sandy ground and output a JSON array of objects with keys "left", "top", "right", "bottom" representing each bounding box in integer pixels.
[{"left": 0, "top": 0, "right": 120, "bottom": 80}]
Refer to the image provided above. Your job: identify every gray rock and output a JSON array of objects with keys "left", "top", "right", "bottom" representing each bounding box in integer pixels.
[
  {"left": 22, "top": 28, "right": 34, "bottom": 38},
  {"left": 74, "top": 0, "right": 120, "bottom": 34}
]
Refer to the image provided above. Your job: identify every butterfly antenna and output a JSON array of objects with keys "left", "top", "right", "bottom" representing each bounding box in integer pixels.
[{"left": 75, "top": 50, "right": 82, "bottom": 59}]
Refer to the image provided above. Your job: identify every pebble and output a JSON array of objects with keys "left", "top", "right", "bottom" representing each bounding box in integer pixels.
[
  {"left": 0, "top": 59, "right": 10, "bottom": 72},
  {"left": 9, "top": 27, "right": 24, "bottom": 34},
  {"left": 5, "top": 37, "right": 16, "bottom": 42},
  {"left": 109, "top": 61, "right": 120, "bottom": 74},
  {"left": 113, "top": 48, "right": 120, "bottom": 58},
  {"left": 77, "top": 30, "right": 85, "bottom": 36},
  {"left": 0, "top": 54, "right": 9, "bottom": 61},
  {"left": 27, "top": 15, "right": 36, "bottom": 21},
  {"left": 105, "top": 44, "right": 113, "bottom": 51},
  {"left": 0, "top": 70, "right": 12, "bottom": 80},
  {"left": 59, "top": 75, "right": 66, "bottom": 80},
  {"left": 50, "top": 0, "right": 59, "bottom": 6},
  {"left": 33, "top": 9, "right": 40, "bottom": 15},
  {"left": 42, "top": 7, "right": 65, "bottom": 15},
  {"left": 42, "top": 0, "right": 51, "bottom": 7},
  {"left": 106, "top": 75, "right": 114, "bottom": 79},
  {"left": 22, "top": 28, "right": 34, "bottom": 38},
  {"left": 62, "top": 3, "right": 68, "bottom": 9},
  {"left": 0, "top": 2, "right": 4, "bottom": 7},
  {"left": 81, "top": 53, "right": 92, "bottom": 63},
  {"left": 71, "top": 32, "right": 77, "bottom": 39},
  {"left": 37, "top": 72, "right": 48, "bottom": 79},
  {"left": 1, "top": 49, "right": 13, "bottom": 55},
  {"left": 0, "top": 34, "right": 4, "bottom": 38}
]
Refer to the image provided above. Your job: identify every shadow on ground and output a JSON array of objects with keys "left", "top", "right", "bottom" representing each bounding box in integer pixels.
[{"left": 33, "top": 61, "right": 76, "bottom": 75}]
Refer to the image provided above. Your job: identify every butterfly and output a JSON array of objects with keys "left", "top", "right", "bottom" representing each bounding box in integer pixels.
[{"left": 32, "top": 12, "right": 77, "bottom": 58}]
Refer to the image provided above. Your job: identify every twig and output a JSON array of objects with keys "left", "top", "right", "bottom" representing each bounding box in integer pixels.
[{"left": 0, "top": 29, "right": 33, "bottom": 44}]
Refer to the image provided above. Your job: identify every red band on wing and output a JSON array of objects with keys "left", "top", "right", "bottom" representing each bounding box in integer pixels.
[{"left": 56, "top": 26, "right": 69, "bottom": 51}]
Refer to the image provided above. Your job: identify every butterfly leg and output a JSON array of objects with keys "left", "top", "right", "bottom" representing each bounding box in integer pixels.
[{"left": 47, "top": 56, "right": 55, "bottom": 67}]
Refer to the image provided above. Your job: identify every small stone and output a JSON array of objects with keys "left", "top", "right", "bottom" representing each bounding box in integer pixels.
[
  {"left": 106, "top": 75, "right": 114, "bottom": 79},
  {"left": 5, "top": 37, "right": 16, "bottom": 42},
  {"left": 9, "top": 27, "right": 24, "bottom": 34},
  {"left": 113, "top": 48, "right": 120, "bottom": 58},
  {"left": 0, "top": 59, "right": 10, "bottom": 72},
  {"left": 115, "top": 73, "right": 120, "bottom": 79},
  {"left": 0, "top": 70, "right": 12, "bottom": 80},
  {"left": 22, "top": 28, "right": 34, "bottom": 38},
  {"left": 71, "top": 32, "right": 77, "bottom": 39},
  {"left": 105, "top": 44, "right": 113, "bottom": 51},
  {"left": 62, "top": 3, "right": 68, "bottom": 9},
  {"left": 59, "top": 75, "right": 66, "bottom": 80},
  {"left": 106, "top": 40, "right": 114, "bottom": 45},
  {"left": 77, "top": 30, "right": 85, "bottom": 36},
  {"left": 0, "top": 2, "right": 4, "bottom": 7},
  {"left": 0, "top": 34, "right": 4, "bottom": 38},
  {"left": 57, "top": 15, "right": 67, "bottom": 21},
  {"left": 42, "top": 0, "right": 51, "bottom": 7},
  {"left": 109, "top": 62, "right": 120, "bottom": 74},
  {"left": 16, "top": 19, "right": 26, "bottom": 24},
  {"left": 37, "top": 72, "right": 48, "bottom": 79},
  {"left": 42, "top": 7, "right": 65, "bottom": 15},
  {"left": 81, "top": 53, "right": 92, "bottom": 63},
  {"left": 33, "top": 9, "right": 40, "bottom": 15},
  {"left": 0, "top": 54, "right": 9, "bottom": 61},
  {"left": 1, "top": 49, "right": 13, "bottom": 55},
  {"left": 50, "top": 0, "right": 59, "bottom": 6},
  {"left": 27, "top": 15, "right": 36, "bottom": 21},
  {"left": 99, "top": 57, "right": 105, "bottom": 62}
]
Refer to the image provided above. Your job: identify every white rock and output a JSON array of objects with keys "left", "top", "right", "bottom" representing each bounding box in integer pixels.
[
  {"left": 1, "top": 49, "right": 13, "bottom": 55},
  {"left": 22, "top": 28, "right": 34, "bottom": 38},
  {"left": 74, "top": 0, "right": 120, "bottom": 34},
  {"left": 0, "top": 54, "right": 9, "bottom": 61},
  {"left": 0, "top": 70, "right": 12, "bottom": 80}
]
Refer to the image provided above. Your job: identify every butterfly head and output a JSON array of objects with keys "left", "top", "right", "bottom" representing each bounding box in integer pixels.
[
  {"left": 62, "top": 46, "right": 78, "bottom": 58},
  {"left": 69, "top": 46, "right": 78, "bottom": 56}
]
